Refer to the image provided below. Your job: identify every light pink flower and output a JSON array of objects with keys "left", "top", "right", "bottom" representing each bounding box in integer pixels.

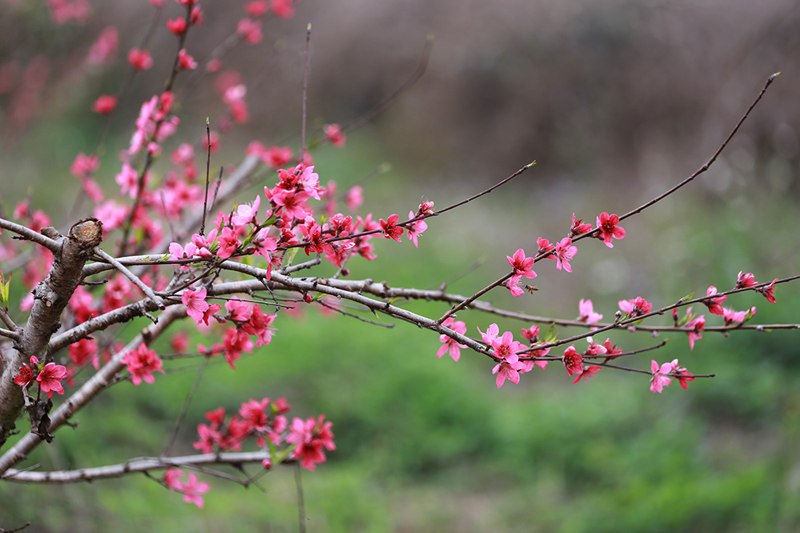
[
  {"left": 437, "top": 317, "right": 467, "bottom": 362},
  {"left": 182, "top": 289, "right": 210, "bottom": 324},
  {"left": 618, "top": 296, "right": 653, "bottom": 317},
  {"left": 553, "top": 237, "right": 577, "bottom": 272},
  {"left": 578, "top": 299, "right": 603, "bottom": 324},
  {"left": 181, "top": 474, "right": 210, "bottom": 508},
  {"left": 406, "top": 210, "right": 427, "bottom": 247},
  {"left": 649, "top": 360, "right": 673, "bottom": 393},
  {"left": 231, "top": 195, "right": 260, "bottom": 228}
]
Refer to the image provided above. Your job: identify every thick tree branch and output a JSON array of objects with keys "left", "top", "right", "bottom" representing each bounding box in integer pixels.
[
  {"left": 2, "top": 450, "right": 273, "bottom": 483},
  {"left": 0, "top": 218, "right": 102, "bottom": 447},
  {"left": 0, "top": 306, "right": 183, "bottom": 475}
]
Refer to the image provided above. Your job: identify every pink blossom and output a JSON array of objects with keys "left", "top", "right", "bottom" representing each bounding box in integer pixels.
[
  {"left": 704, "top": 286, "right": 727, "bottom": 316},
  {"left": 722, "top": 306, "right": 756, "bottom": 326},
  {"left": 69, "top": 338, "right": 98, "bottom": 368},
  {"left": 164, "top": 468, "right": 183, "bottom": 491},
  {"left": 93, "top": 200, "right": 127, "bottom": 230},
  {"left": 70, "top": 153, "right": 99, "bottom": 179},
  {"left": 262, "top": 146, "right": 293, "bottom": 168},
  {"left": 437, "top": 317, "right": 467, "bottom": 362},
  {"left": 115, "top": 163, "right": 139, "bottom": 198},
  {"left": 92, "top": 95, "right": 117, "bottom": 114},
  {"left": 87, "top": 26, "right": 118, "bottom": 65},
  {"left": 286, "top": 416, "right": 335, "bottom": 471},
  {"left": 578, "top": 299, "right": 603, "bottom": 324},
  {"left": 562, "top": 346, "right": 583, "bottom": 376},
  {"left": 232, "top": 195, "right": 260, "bottom": 228},
  {"left": 735, "top": 271, "right": 757, "bottom": 289},
  {"left": 618, "top": 296, "right": 653, "bottom": 317},
  {"left": 686, "top": 314, "right": 705, "bottom": 350},
  {"left": 121, "top": 344, "right": 164, "bottom": 385},
  {"left": 324, "top": 123, "right": 346, "bottom": 146},
  {"left": 128, "top": 48, "right": 153, "bottom": 71},
  {"left": 271, "top": 0, "right": 295, "bottom": 18},
  {"left": 217, "top": 227, "right": 241, "bottom": 259},
  {"left": 521, "top": 325, "right": 540, "bottom": 343},
  {"left": 406, "top": 210, "right": 427, "bottom": 247},
  {"left": 759, "top": 279, "right": 778, "bottom": 304},
  {"left": 169, "top": 241, "right": 197, "bottom": 261},
  {"left": 177, "top": 49, "right": 197, "bottom": 70},
  {"left": 181, "top": 474, "right": 210, "bottom": 508},
  {"left": 536, "top": 236, "right": 555, "bottom": 256},
  {"left": 270, "top": 188, "right": 311, "bottom": 220},
  {"left": 553, "top": 237, "right": 578, "bottom": 272},
  {"left": 649, "top": 360, "right": 673, "bottom": 393},
  {"left": 37, "top": 361, "right": 68, "bottom": 398},
  {"left": 570, "top": 213, "right": 593, "bottom": 236},
  {"left": 505, "top": 276, "right": 525, "bottom": 297},
  {"left": 346, "top": 186, "right": 363, "bottom": 212},
  {"left": 237, "top": 18, "right": 263, "bottom": 44},
  {"left": 478, "top": 323, "right": 499, "bottom": 345},
  {"left": 573, "top": 365, "right": 601, "bottom": 384},
  {"left": 182, "top": 289, "right": 210, "bottom": 324},
  {"left": 226, "top": 299, "right": 254, "bottom": 323},
  {"left": 380, "top": 214, "right": 403, "bottom": 242},
  {"left": 491, "top": 331, "right": 525, "bottom": 361},
  {"left": 14, "top": 356, "right": 38, "bottom": 389},
  {"left": 167, "top": 17, "right": 187, "bottom": 36},
  {"left": 595, "top": 212, "right": 626, "bottom": 248},
  {"left": 506, "top": 248, "right": 537, "bottom": 279},
  {"left": 245, "top": 1, "right": 268, "bottom": 16},
  {"left": 492, "top": 355, "right": 524, "bottom": 388}
]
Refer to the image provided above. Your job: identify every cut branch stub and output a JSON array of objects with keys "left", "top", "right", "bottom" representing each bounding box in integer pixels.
[{"left": 0, "top": 218, "right": 103, "bottom": 448}]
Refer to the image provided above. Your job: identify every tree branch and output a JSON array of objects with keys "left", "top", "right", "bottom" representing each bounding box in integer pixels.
[{"left": 0, "top": 218, "right": 103, "bottom": 447}]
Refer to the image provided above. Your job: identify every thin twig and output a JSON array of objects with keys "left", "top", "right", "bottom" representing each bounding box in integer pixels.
[
  {"left": 201, "top": 118, "right": 212, "bottom": 236},
  {"left": 300, "top": 23, "right": 312, "bottom": 158},
  {"left": 93, "top": 247, "right": 165, "bottom": 309},
  {"left": 162, "top": 358, "right": 209, "bottom": 456}
]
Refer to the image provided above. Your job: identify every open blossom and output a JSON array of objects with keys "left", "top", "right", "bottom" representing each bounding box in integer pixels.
[
  {"left": 380, "top": 214, "right": 404, "bottom": 242},
  {"left": 217, "top": 226, "right": 241, "bottom": 259},
  {"left": 686, "top": 313, "right": 705, "bottom": 350},
  {"left": 121, "top": 344, "right": 164, "bottom": 385},
  {"left": 670, "top": 360, "right": 696, "bottom": 389},
  {"left": 704, "top": 286, "right": 727, "bottom": 315},
  {"left": 578, "top": 299, "right": 603, "bottom": 324},
  {"left": 478, "top": 323, "right": 500, "bottom": 345},
  {"left": 618, "top": 296, "right": 653, "bottom": 317},
  {"left": 406, "top": 210, "right": 427, "bottom": 247},
  {"left": 70, "top": 153, "right": 99, "bottom": 179},
  {"left": 553, "top": 237, "right": 578, "bottom": 272},
  {"left": 506, "top": 248, "right": 537, "bottom": 280},
  {"left": 595, "top": 212, "right": 626, "bottom": 248},
  {"left": 505, "top": 276, "right": 525, "bottom": 297},
  {"left": 286, "top": 415, "right": 335, "bottom": 472},
  {"left": 437, "top": 317, "right": 467, "bottom": 362},
  {"left": 562, "top": 346, "right": 583, "bottom": 376},
  {"left": 181, "top": 474, "right": 210, "bottom": 508},
  {"left": 650, "top": 360, "right": 673, "bottom": 393},
  {"left": 14, "top": 356, "right": 38, "bottom": 388},
  {"left": 182, "top": 288, "right": 210, "bottom": 324},
  {"left": 323, "top": 123, "right": 346, "bottom": 146},
  {"left": 722, "top": 306, "right": 756, "bottom": 326},
  {"left": 536, "top": 236, "right": 555, "bottom": 256},
  {"left": 493, "top": 355, "right": 524, "bottom": 388},
  {"left": 232, "top": 195, "right": 260, "bottom": 227},
  {"left": 36, "top": 361, "right": 68, "bottom": 398}
]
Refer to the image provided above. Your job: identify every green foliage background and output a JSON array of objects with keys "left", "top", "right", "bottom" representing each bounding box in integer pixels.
[{"left": 1, "top": 2, "right": 800, "bottom": 531}]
